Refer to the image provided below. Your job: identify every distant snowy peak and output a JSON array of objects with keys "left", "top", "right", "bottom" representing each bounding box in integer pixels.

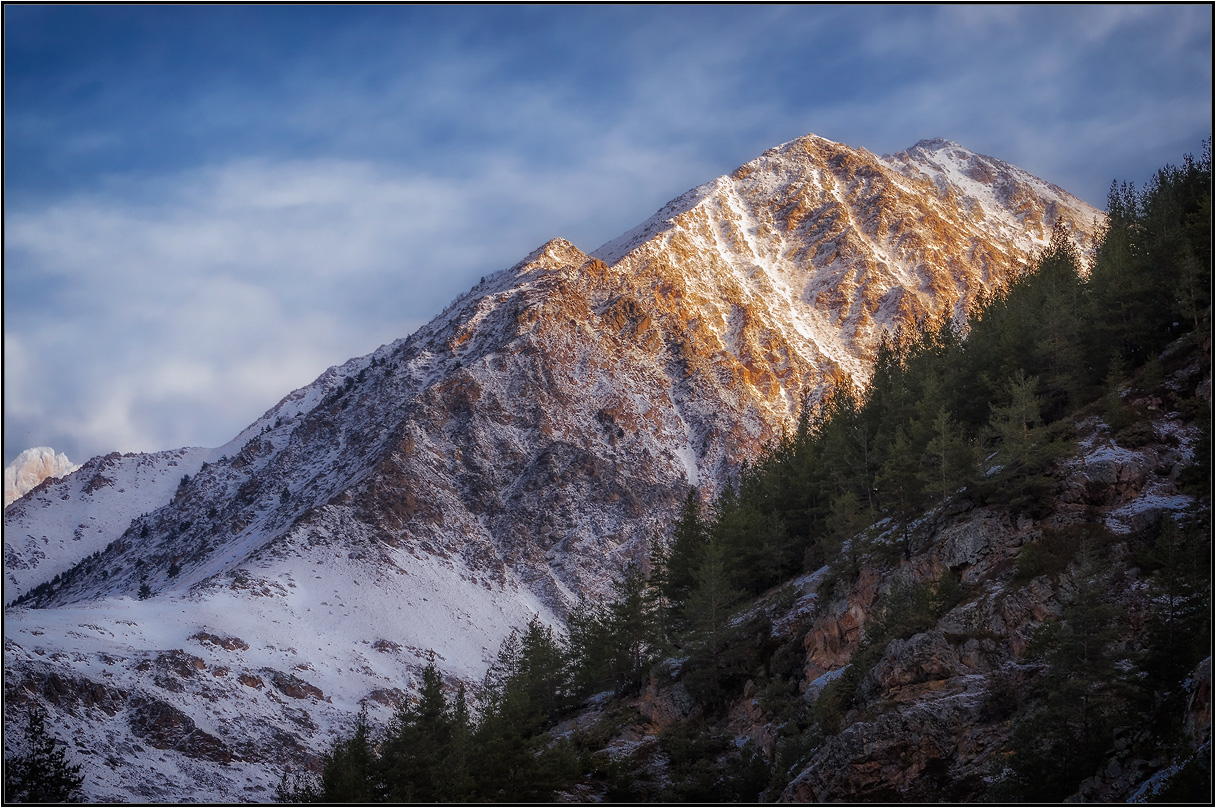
[{"left": 4, "top": 447, "right": 79, "bottom": 508}]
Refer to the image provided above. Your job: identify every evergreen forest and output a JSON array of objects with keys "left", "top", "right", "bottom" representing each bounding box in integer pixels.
[{"left": 277, "top": 144, "right": 1212, "bottom": 803}]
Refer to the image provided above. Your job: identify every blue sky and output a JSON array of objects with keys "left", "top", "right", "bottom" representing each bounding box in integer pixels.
[{"left": 4, "top": 4, "right": 1212, "bottom": 466}]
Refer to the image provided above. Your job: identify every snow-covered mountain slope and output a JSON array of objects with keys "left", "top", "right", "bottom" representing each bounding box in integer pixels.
[
  {"left": 4, "top": 133, "right": 1104, "bottom": 802},
  {"left": 4, "top": 447, "right": 219, "bottom": 600},
  {"left": 4, "top": 447, "right": 80, "bottom": 508},
  {"left": 5, "top": 546, "right": 556, "bottom": 801}
]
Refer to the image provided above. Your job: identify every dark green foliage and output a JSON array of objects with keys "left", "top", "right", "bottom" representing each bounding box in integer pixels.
[
  {"left": 3, "top": 709, "right": 84, "bottom": 804},
  {"left": 1085, "top": 141, "right": 1212, "bottom": 369},
  {"left": 874, "top": 426, "right": 925, "bottom": 558},
  {"left": 379, "top": 663, "right": 468, "bottom": 801},
  {"left": 1138, "top": 514, "right": 1212, "bottom": 690},
  {"left": 286, "top": 636, "right": 586, "bottom": 803},
  {"left": 999, "top": 555, "right": 1139, "bottom": 801},
  {"left": 482, "top": 618, "right": 572, "bottom": 733},
  {"left": 567, "top": 565, "right": 664, "bottom": 697},
  {"left": 683, "top": 538, "right": 744, "bottom": 647},
  {"left": 920, "top": 403, "right": 976, "bottom": 506},
  {"left": 663, "top": 488, "right": 707, "bottom": 627},
  {"left": 654, "top": 724, "right": 770, "bottom": 802},
  {"left": 318, "top": 711, "right": 380, "bottom": 802},
  {"left": 1015, "top": 523, "right": 1113, "bottom": 582},
  {"left": 681, "top": 612, "right": 770, "bottom": 712},
  {"left": 821, "top": 489, "right": 872, "bottom": 584},
  {"left": 975, "top": 370, "right": 1076, "bottom": 515}
]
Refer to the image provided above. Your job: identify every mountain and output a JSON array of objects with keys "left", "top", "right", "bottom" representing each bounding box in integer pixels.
[
  {"left": 3, "top": 134, "right": 1104, "bottom": 801},
  {"left": 4, "top": 447, "right": 216, "bottom": 600},
  {"left": 4, "top": 447, "right": 80, "bottom": 509}
]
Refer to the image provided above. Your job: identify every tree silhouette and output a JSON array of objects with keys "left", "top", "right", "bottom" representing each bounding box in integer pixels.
[{"left": 3, "top": 708, "right": 84, "bottom": 803}]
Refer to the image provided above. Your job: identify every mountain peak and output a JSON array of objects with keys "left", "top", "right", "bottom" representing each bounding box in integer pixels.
[
  {"left": 515, "top": 237, "right": 590, "bottom": 273},
  {"left": 908, "top": 136, "right": 963, "bottom": 153}
]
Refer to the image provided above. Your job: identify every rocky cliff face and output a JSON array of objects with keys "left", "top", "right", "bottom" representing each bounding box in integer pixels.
[{"left": 3, "top": 133, "right": 1103, "bottom": 801}]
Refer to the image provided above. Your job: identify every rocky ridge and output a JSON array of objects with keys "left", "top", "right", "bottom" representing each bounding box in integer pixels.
[{"left": 4, "top": 133, "right": 1103, "bottom": 801}]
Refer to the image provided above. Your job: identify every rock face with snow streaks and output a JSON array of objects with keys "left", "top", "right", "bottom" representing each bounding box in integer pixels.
[{"left": 3, "top": 133, "right": 1103, "bottom": 801}]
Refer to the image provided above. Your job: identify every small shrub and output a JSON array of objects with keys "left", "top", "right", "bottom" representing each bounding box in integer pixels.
[
  {"left": 1115, "top": 420, "right": 1156, "bottom": 448},
  {"left": 1015, "top": 523, "right": 1112, "bottom": 582}
]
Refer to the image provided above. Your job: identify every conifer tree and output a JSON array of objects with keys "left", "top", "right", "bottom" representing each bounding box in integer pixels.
[
  {"left": 816, "top": 386, "right": 873, "bottom": 508},
  {"left": 605, "top": 564, "right": 662, "bottom": 692},
  {"left": 378, "top": 660, "right": 472, "bottom": 802},
  {"left": 566, "top": 600, "right": 613, "bottom": 696},
  {"left": 301, "top": 709, "right": 379, "bottom": 803},
  {"left": 1140, "top": 514, "right": 1212, "bottom": 687},
  {"left": 823, "top": 489, "right": 871, "bottom": 580},
  {"left": 874, "top": 426, "right": 925, "bottom": 558},
  {"left": 664, "top": 487, "right": 707, "bottom": 626},
  {"left": 979, "top": 371, "right": 1073, "bottom": 514},
  {"left": 1002, "top": 553, "right": 1135, "bottom": 800},
  {"left": 476, "top": 620, "right": 578, "bottom": 801},
  {"left": 685, "top": 539, "right": 744, "bottom": 647},
  {"left": 1030, "top": 222, "right": 1087, "bottom": 417},
  {"left": 3, "top": 709, "right": 84, "bottom": 804},
  {"left": 920, "top": 404, "right": 975, "bottom": 505}
]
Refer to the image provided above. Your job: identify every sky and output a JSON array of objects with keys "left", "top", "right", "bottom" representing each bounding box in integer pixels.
[{"left": 4, "top": 5, "right": 1212, "bottom": 466}]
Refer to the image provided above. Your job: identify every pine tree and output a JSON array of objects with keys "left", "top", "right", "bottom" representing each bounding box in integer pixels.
[
  {"left": 329, "top": 712, "right": 380, "bottom": 802},
  {"left": 515, "top": 617, "right": 572, "bottom": 727},
  {"left": 475, "top": 621, "right": 576, "bottom": 801},
  {"left": 3, "top": 709, "right": 84, "bottom": 804},
  {"left": 685, "top": 539, "right": 744, "bottom": 648},
  {"left": 920, "top": 404, "right": 975, "bottom": 505},
  {"left": 664, "top": 488, "right": 707, "bottom": 627},
  {"left": 444, "top": 683, "right": 476, "bottom": 800},
  {"left": 1001, "top": 553, "right": 1136, "bottom": 800},
  {"left": 379, "top": 661, "right": 458, "bottom": 801},
  {"left": 1140, "top": 514, "right": 1211, "bottom": 687},
  {"left": 566, "top": 601, "right": 613, "bottom": 697},
  {"left": 873, "top": 426, "right": 925, "bottom": 559},
  {"left": 823, "top": 490, "right": 871, "bottom": 580},
  {"left": 605, "top": 564, "right": 662, "bottom": 692},
  {"left": 816, "top": 386, "right": 875, "bottom": 509},
  {"left": 979, "top": 371, "right": 1073, "bottom": 514},
  {"left": 1030, "top": 223, "right": 1087, "bottom": 417}
]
